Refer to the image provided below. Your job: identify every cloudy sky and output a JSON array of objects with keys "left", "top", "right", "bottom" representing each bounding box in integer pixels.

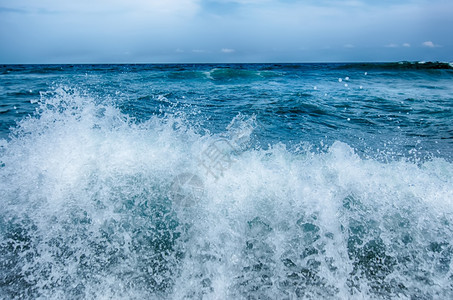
[{"left": 0, "top": 0, "right": 452, "bottom": 63}]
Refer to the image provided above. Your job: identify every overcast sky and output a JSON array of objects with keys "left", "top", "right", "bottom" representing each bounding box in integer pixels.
[{"left": 0, "top": 0, "right": 452, "bottom": 63}]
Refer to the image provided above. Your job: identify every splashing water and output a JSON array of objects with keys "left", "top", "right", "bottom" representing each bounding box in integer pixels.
[{"left": 0, "top": 87, "right": 452, "bottom": 299}]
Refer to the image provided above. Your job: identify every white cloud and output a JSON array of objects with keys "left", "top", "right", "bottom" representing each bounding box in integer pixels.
[
  {"left": 221, "top": 48, "right": 235, "bottom": 53},
  {"left": 3, "top": 0, "right": 201, "bottom": 14},
  {"left": 385, "top": 43, "right": 411, "bottom": 48},
  {"left": 422, "top": 41, "right": 439, "bottom": 48}
]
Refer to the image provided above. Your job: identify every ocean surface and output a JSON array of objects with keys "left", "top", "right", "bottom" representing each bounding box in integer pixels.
[{"left": 0, "top": 62, "right": 452, "bottom": 299}]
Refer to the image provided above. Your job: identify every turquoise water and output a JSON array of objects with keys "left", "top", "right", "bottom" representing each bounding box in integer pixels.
[{"left": 1, "top": 63, "right": 453, "bottom": 298}]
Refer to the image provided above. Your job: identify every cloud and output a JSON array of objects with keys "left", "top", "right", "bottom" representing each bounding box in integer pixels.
[
  {"left": 1, "top": 0, "right": 453, "bottom": 63},
  {"left": 0, "top": 6, "right": 28, "bottom": 13},
  {"left": 385, "top": 43, "right": 411, "bottom": 48},
  {"left": 1, "top": 0, "right": 201, "bottom": 19},
  {"left": 422, "top": 41, "right": 440, "bottom": 48}
]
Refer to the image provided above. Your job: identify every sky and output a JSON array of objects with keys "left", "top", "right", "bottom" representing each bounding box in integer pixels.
[{"left": 0, "top": 0, "right": 452, "bottom": 63}]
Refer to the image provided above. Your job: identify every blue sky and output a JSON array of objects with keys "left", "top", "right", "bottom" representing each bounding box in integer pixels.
[{"left": 0, "top": 0, "right": 452, "bottom": 63}]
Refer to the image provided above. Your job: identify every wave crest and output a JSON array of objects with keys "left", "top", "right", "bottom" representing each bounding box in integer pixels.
[{"left": 1, "top": 89, "right": 452, "bottom": 299}]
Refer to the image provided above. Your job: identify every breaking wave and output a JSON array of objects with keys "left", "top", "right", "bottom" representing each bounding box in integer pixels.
[{"left": 0, "top": 89, "right": 452, "bottom": 299}]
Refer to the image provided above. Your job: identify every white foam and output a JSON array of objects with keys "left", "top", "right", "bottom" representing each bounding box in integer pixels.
[{"left": 1, "top": 88, "right": 452, "bottom": 299}]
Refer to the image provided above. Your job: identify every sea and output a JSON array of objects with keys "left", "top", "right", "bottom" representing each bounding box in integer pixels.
[{"left": 0, "top": 62, "right": 452, "bottom": 299}]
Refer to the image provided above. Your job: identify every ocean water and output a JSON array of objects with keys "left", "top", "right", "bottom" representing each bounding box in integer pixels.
[{"left": 0, "top": 62, "right": 452, "bottom": 299}]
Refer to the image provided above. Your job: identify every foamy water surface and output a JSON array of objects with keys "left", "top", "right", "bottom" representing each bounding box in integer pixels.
[{"left": 1, "top": 63, "right": 453, "bottom": 299}]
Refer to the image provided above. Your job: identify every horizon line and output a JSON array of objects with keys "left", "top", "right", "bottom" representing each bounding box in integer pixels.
[{"left": 1, "top": 60, "right": 451, "bottom": 66}]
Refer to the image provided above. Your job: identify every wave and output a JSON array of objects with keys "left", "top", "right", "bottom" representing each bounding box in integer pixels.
[
  {"left": 336, "top": 61, "right": 453, "bottom": 71},
  {"left": 0, "top": 64, "right": 283, "bottom": 80},
  {"left": 0, "top": 88, "right": 452, "bottom": 299},
  {"left": 209, "top": 68, "right": 281, "bottom": 81},
  {"left": 164, "top": 67, "right": 282, "bottom": 83},
  {"left": 0, "top": 64, "right": 159, "bottom": 75},
  {"left": 166, "top": 70, "right": 210, "bottom": 80}
]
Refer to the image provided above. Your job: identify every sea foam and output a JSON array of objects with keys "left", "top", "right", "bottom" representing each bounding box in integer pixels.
[{"left": 1, "top": 88, "right": 452, "bottom": 299}]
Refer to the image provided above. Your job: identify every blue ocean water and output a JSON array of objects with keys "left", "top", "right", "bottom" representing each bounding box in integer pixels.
[{"left": 0, "top": 63, "right": 452, "bottom": 299}]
